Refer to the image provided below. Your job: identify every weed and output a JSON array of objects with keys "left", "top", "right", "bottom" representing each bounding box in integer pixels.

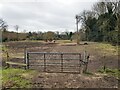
[
  {"left": 98, "top": 67, "right": 120, "bottom": 79},
  {"left": 2, "top": 68, "right": 37, "bottom": 88}
]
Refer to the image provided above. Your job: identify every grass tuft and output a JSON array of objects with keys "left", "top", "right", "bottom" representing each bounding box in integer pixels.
[
  {"left": 2, "top": 68, "right": 37, "bottom": 88},
  {"left": 98, "top": 67, "right": 120, "bottom": 79}
]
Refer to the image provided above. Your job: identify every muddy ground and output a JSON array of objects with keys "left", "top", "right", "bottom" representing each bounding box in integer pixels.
[{"left": 2, "top": 41, "right": 119, "bottom": 88}]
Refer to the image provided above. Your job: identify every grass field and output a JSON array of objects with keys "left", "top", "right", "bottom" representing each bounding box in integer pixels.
[{"left": 1, "top": 40, "right": 119, "bottom": 88}]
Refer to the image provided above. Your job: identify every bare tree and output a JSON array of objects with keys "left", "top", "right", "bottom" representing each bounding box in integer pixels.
[
  {"left": 0, "top": 19, "right": 8, "bottom": 31},
  {"left": 75, "top": 15, "right": 82, "bottom": 44},
  {"left": 92, "top": 1, "right": 107, "bottom": 16},
  {"left": 14, "top": 25, "right": 19, "bottom": 41}
]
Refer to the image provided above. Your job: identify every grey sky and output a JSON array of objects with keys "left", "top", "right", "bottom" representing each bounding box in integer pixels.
[{"left": 0, "top": 0, "right": 98, "bottom": 32}]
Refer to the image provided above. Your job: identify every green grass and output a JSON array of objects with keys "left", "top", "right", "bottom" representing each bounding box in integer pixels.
[
  {"left": 1, "top": 68, "right": 38, "bottom": 88},
  {"left": 95, "top": 43, "right": 118, "bottom": 55},
  {"left": 99, "top": 43, "right": 117, "bottom": 50},
  {"left": 0, "top": 45, "right": 7, "bottom": 51},
  {"left": 98, "top": 67, "right": 120, "bottom": 79}
]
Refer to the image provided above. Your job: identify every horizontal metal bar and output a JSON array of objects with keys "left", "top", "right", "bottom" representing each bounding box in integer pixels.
[
  {"left": 30, "top": 64, "right": 45, "bottom": 66},
  {"left": 28, "top": 52, "right": 81, "bottom": 55},
  {"left": 30, "top": 66, "right": 80, "bottom": 68},
  {"left": 46, "top": 63, "right": 62, "bottom": 65},
  {"left": 29, "top": 62, "right": 61, "bottom": 64},
  {"left": 29, "top": 62, "right": 82, "bottom": 65},
  {"left": 29, "top": 58, "right": 81, "bottom": 60},
  {"left": 63, "top": 63, "right": 80, "bottom": 65},
  {"left": 62, "top": 66, "right": 80, "bottom": 68},
  {"left": 29, "top": 62, "right": 80, "bottom": 64},
  {"left": 30, "top": 64, "right": 61, "bottom": 66},
  {"left": 30, "top": 64, "right": 80, "bottom": 66},
  {"left": 59, "top": 67, "right": 80, "bottom": 69},
  {"left": 29, "top": 61, "right": 84, "bottom": 65}
]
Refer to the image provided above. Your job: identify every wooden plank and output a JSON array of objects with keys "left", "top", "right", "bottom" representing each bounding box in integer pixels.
[{"left": 6, "top": 61, "right": 27, "bottom": 66}]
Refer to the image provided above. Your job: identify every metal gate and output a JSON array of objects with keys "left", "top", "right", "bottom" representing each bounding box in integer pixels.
[{"left": 24, "top": 51, "right": 88, "bottom": 73}]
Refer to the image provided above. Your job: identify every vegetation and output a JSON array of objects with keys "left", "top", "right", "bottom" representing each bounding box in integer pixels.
[
  {"left": 78, "top": 1, "right": 120, "bottom": 45},
  {"left": 0, "top": 19, "right": 75, "bottom": 42},
  {"left": 0, "top": 0, "right": 119, "bottom": 88},
  {"left": 1, "top": 29, "right": 75, "bottom": 42},
  {"left": 98, "top": 67, "right": 120, "bottom": 79},
  {"left": 0, "top": 1, "right": 119, "bottom": 46},
  {"left": 1, "top": 40, "right": 118, "bottom": 88},
  {"left": 95, "top": 42, "right": 118, "bottom": 55},
  {"left": 2, "top": 68, "right": 38, "bottom": 88}
]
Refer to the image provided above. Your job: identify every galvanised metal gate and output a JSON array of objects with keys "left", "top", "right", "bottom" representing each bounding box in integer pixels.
[{"left": 24, "top": 51, "right": 88, "bottom": 73}]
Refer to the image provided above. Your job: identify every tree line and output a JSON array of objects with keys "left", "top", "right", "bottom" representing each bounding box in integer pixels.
[
  {"left": 78, "top": 0, "right": 120, "bottom": 45},
  {"left": 0, "top": 20, "right": 75, "bottom": 42},
  {"left": 0, "top": 0, "right": 120, "bottom": 45}
]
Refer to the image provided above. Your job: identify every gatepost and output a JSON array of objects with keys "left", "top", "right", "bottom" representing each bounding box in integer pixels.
[{"left": 81, "top": 51, "right": 89, "bottom": 74}]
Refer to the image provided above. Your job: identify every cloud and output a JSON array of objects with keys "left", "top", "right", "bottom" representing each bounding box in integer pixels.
[{"left": 0, "top": 1, "right": 97, "bottom": 32}]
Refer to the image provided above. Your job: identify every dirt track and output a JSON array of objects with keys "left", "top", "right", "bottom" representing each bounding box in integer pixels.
[{"left": 31, "top": 72, "right": 118, "bottom": 88}]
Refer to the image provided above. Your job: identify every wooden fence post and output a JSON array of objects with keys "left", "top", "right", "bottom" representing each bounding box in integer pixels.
[
  {"left": 61, "top": 54, "right": 63, "bottom": 72},
  {"left": 83, "top": 51, "right": 89, "bottom": 73},
  {"left": 24, "top": 46, "right": 27, "bottom": 69},
  {"left": 44, "top": 53, "right": 46, "bottom": 72},
  {"left": 5, "top": 45, "right": 10, "bottom": 68},
  {"left": 26, "top": 52, "right": 29, "bottom": 69},
  {"left": 103, "top": 55, "right": 106, "bottom": 72},
  {"left": 25, "top": 47, "right": 29, "bottom": 69},
  {"left": 79, "top": 53, "right": 81, "bottom": 73}
]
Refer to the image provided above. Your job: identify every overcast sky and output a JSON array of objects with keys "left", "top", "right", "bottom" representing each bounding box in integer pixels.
[{"left": 0, "top": 0, "right": 98, "bottom": 33}]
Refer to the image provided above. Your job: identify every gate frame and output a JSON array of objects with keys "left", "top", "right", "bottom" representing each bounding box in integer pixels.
[{"left": 24, "top": 51, "right": 89, "bottom": 73}]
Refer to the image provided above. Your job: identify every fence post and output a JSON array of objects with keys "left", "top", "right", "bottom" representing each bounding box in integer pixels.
[
  {"left": 6, "top": 52, "right": 10, "bottom": 68},
  {"left": 61, "top": 53, "right": 63, "bottom": 72},
  {"left": 25, "top": 47, "right": 29, "bottom": 69},
  {"left": 79, "top": 53, "right": 81, "bottom": 73},
  {"left": 26, "top": 52, "right": 29, "bottom": 69},
  {"left": 83, "top": 51, "right": 89, "bottom": 73},
  {"left": 5, "top": 45, "right": 10, "bottom": 68},
  {"left": 44, "top": 53, "right": 46, "bottom": 72},
  {"left": 24, "top": 47, "right": 27, "bottom": 69},
  {"left": 103, "top": 55, "right": 106, "bottom": 72}
]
